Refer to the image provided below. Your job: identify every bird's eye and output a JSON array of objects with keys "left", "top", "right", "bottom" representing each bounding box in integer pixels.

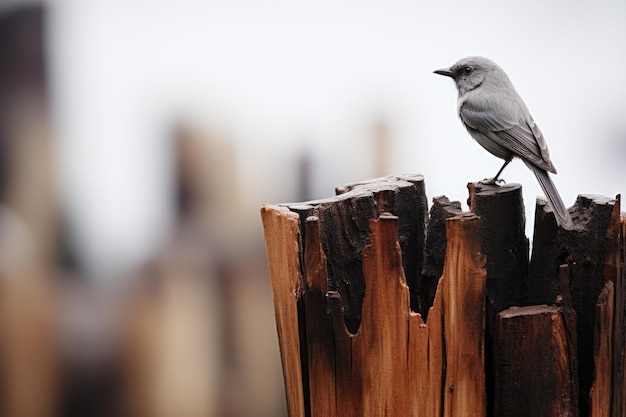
[{"left": 464, "top": 66, "right": 473, "bottom": 74}]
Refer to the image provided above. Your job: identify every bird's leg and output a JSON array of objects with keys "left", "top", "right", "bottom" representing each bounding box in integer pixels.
[
  {"left": 492, "top": 159, "right": 511, "bottom": 182},
  {"left": 479, "top": 159, "right": 511, "bottom": 185}
]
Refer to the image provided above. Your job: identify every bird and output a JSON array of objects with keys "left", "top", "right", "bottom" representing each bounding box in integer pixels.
[{"left": 433, "top": 56, "right": 573, "bottom": 230}]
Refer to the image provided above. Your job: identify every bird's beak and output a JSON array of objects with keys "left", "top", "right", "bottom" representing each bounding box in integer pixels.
[{"left": 433, "top": 67, "right": 454, "bottom": 77}]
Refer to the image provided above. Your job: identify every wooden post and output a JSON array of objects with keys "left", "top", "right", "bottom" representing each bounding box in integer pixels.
[
  {"left": 467, "top": 182, "right": 530, "bottom": 416},
  {"left": 495, "top": 305, "right": 575, "bottom": 417},
  {"left": 528, "top": 195, "right": 623, "bottom": 417},
  {"left": 419, "top": 196, "right": 462, "bottom": 321},
  {"left": 0, "top": 6, "right": 59, "bottom": 417},
  {"left": 260, "top": 206, "right": 306, "bottom": 417},
  {"left": 261, "top": 175, "right": 486, "bottom": 416},
  {"left": 590, "top": 281, "right": 614, "bottom": 417},
  {"left": 261, "top": 174, "right": 625, "bottom": 417}
]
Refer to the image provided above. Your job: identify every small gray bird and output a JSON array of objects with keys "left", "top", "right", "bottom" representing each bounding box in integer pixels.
[{"left": 434, "top": 56, "right": 573, "bottom": 230}]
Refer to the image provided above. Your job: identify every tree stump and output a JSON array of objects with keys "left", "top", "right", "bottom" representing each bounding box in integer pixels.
[{"left": 261, "top": 174, "right": 625, "bottom": 417}]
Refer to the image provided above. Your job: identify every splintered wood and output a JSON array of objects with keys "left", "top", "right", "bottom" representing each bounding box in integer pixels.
[
  {"left": 261, "top": 174, "right": 625, "bottom": 417},
  {"left": 259, "top": 206, "right": 306, "bottom": 417},
  {"left": 261, "top": 174, "right": 486, "bottom": 417},
  {"left": 263, "top": 207, "right": 486, "bottom": 417}
]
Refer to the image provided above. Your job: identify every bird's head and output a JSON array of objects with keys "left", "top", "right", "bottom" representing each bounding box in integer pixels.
[{"left": 434, "top": 56, "right": 506, "bottom": 95}]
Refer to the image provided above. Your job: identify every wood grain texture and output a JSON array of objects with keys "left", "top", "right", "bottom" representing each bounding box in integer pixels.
[
  {"left": 612, "top": 213, "right": 626, "bottom": 417},
  {"left": 467, "top": 182, "right": 529, "bottom": 417},
  {"left": 468, "top": 182, "right": 528, "bottom": 331},
  {"left": 303, "top": 216, "right": 336, "bottom": 417},
  {"left": 439, "top": 213, "right": 487, "bottom": 417},
  {"left": 328, "top": 212, "right": 487, "bottom": 417},
  {"left": 590, "top": 281, "right": 614, "bottom": 417},
  {"left": 528, "top": 194, "right": 621, "bottom": 417},
  {"left": 262, "top": 175, "right": 625, "bottom": 417},
  {"left": 419, "top": 196, "right": 463, "bottom": 321},
  {"left": 285, "top": 173, "right": 428, "bottom": 333},
  {"left": 263, "top": 202, "right": 487, "bottom": 416},
  {"left": 260, "top": 205, "right": 306, "bottom": 417},
  {"left": 495, "top": 305, "right": 574, "bottom": 417}
]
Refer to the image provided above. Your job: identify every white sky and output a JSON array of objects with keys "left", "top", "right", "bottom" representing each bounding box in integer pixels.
[{"left": 28, "top": 0, "right": 626, "bottom": 278}]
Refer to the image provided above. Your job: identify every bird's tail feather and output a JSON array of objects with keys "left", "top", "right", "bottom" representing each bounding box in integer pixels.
[{"left": 526, "top": 163, "right": 573, "bottom": 230}]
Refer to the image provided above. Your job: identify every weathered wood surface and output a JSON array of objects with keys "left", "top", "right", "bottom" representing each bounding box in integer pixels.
[
  {"left": 467, "top": 182, "right": 529, "bottom": 416},
  {"left": 469, "top": 186, "right": 625, "bottom": 417},
  {"left": 437, "top": 213, "right": 487, "bottom": 417},
  {"left": 615, "top": 218, "right": 626, "bottom": 417},
  {"left": 467, "top": 182, "right": 528, "bottom": 330},
  {"left": 495, "top": 305, "right": 575, "bottom": 417},
  {"left": 419, "top": 196, "right": 462, "bottom": 321},
  {"left": 260, "top": 206, "right": 306, "bottom": 417},
  {"left": 262, "top": 174, "right": 626, "bottom": 417},
  {"left": 528, "top": 195, "right": 623, "bottom": 417},
  {"left": 285, "top": 173, "right": 429, "bottom": 333},
  {"left": 590, "top": 281, "right": 614, "bottom": 417},
  {"left": 284, "top": 211, "right": 486, "bottom": 417},
  {"left": 261, "top": 174, "right": 487, "bottom": 417},
  {"left": 302, "top": 216, "right": 334, "bottom": 417}
]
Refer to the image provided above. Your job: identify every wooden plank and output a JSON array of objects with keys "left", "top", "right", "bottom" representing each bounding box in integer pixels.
[
  {"left": 327, "top": 212, "right": 487, "bottom": 417},
  {"left": 468, "top": 182, "right": 528, "bottom": 330},
  {"left": 355, "top": 213, "right": 412, "bottom": 416},
  {"left": 303, "top": 216, "right": 336, "bottom": 417},
  {"left": 590, "top": 281, "right": 614, "bottom": 417},
  {"left": 408, "top": 289, "right": 444, "bottom": 417},
  {"left": 468, "top": 182, "right": 529, "bottom": 416},
  {"left": 260, "top": 205, "right": 306, "bottom": 417},
  {"left": 336, "top": 174, "right": 429, "bottom": 314},
  {"left": 267, "top": 175, "right": 429, "bottom": 416},
  {"left": 608, "top": 199, "right": 624, "bottom": 417},
  {"left": 283, "top": 174, "right": 428, "bottom": 334},
  {"left": 320, "top": 214, "right": 412, "bottom": 417},
  {"left": 495, "top": 305, "right": 575, "bottom": 417},
  {"left": 529, "top": 194, "right": 620, "bottom": 416},
  {"left": 262, "top": 176, "right": 490, "bottom": 417},
  {"left": 440, "top": 213, "right": 487, "bottom": 417},
  {"left": 409, "top": 213, "right": 487, "bottom": 417},
  {"left": 615, "top": 215, "right": 626, "bottom": 417},
  {"left": 419, "top": 196, "right": 463, "bottom": 320},
  {"left": 263, "top": 175, "right": 626, "bottom": 417}
]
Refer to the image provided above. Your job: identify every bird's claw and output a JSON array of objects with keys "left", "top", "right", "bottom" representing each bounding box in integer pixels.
[{"left": 479, "top": 177, "right": 506, "bottom": 186}]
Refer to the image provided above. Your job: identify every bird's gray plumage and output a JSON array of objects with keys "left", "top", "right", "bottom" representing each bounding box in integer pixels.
[{"left": 434, "top": 56, "right": 572, "bottom": 230}]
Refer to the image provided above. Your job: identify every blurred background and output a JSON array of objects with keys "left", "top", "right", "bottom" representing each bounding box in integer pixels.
[{"left": 0, "top": 0, "right": 624, "bottom": 416}]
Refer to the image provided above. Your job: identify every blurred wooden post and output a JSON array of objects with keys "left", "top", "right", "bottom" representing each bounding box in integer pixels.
[
  {"left": 0, "top": 6, "right": 59, "bottom": 417},
  {"left": 261, "top": 174, "right": 625, "bottom": 417}
]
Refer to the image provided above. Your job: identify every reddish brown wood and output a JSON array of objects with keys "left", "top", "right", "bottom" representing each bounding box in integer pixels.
[
  {"left": 614, "top": 215, "right": 626, "bottom": 417},
  {"left": 495, "top": 305, "right": 575, "bottom": 417},
  {"left": 590, "top": 281, "right": 614, "bottom": 417},
  {"left": 260, "top": 206, "right": 306, "bottom": 417},
  {"left": 467, "top": 182, "right": 529, "bottom": 417},
  {"left": 262, "top": 174, "right": 625, "bottom": 417},
  {"left": 288, "top": 173, "right": 428, "bottom": 334},
  {"left": 528, "top": 195, "right": 622, "bottom": 416},
  {"left": 303, "top": 216, "right": 336, "bottom": 416},
  {"left": 262, "top": 195, "right": 487, "bottom": 416},
  {"left": 439, "top": 213, "right": 487, "bottom": 417}
]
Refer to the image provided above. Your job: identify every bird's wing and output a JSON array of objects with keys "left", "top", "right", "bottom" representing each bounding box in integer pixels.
[
  {"left": 460, "top": 98, "right": 556, "bottom": 173},
  {"left": 526, "top": 118, "right": 553, "bottom": 167}
]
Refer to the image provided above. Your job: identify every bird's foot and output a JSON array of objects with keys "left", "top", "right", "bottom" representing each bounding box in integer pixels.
[{"left": 479, "top": 177, "right": 506, "bottom": 186}]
